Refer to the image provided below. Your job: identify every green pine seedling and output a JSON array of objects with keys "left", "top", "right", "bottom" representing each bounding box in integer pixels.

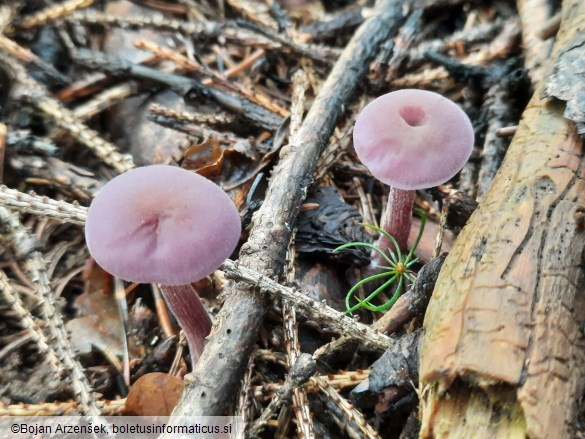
[{"left": 334, "top": 209, "right": 426, "bottom": 314}]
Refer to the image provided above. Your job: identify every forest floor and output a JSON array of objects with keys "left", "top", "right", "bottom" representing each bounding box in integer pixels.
[{"left": 0, "top": 0, "right": 580, "bottom": 438}]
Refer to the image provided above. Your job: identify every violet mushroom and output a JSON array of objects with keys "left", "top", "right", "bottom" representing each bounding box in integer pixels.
[
  {"left": 353, "top": 89, "right": 474, "bottom": 266},
  {"left": 84, "top": 165, "right": 241, "bottom": 363}
]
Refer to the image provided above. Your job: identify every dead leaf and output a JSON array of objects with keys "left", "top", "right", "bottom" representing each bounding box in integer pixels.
[
  {"left": 182, "top": 137, "right": 256, "bottom": 186},
  {"left": 123, "top": 373, "right": 185, "bottom": 416},
  {"left": 68, "top": 262, "right": 140, "bottom": 359},
  {"left": 182, "top": 137, "right": 224, "bottom": 178}
]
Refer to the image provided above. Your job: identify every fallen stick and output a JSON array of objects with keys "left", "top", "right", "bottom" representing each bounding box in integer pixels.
[
  {"left": 0, "top": 188, "right": 393, "bottom": 351},
  {"left": 164, "top": 0, "right": 410, "bottom": 420}
]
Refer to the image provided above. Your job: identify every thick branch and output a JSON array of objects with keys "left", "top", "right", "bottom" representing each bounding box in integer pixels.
[{"left": 166, "top": 0, "right": 409, "bottom": 419}]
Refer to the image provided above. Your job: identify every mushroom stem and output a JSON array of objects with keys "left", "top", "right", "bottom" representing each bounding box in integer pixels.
[
  {"left": 372, "top": 188, "right": 415, "bottom": 266},
  {"left": 158, "top": 284, "right": 212, "bottom": 364}
]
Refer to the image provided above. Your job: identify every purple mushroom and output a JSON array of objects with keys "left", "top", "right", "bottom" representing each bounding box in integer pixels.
[
  {"left": 85, "top": 165, "right": 241, "bottom": 363},
  {"left": 353, "top": 89, "right": 474, "bottom": 264}
]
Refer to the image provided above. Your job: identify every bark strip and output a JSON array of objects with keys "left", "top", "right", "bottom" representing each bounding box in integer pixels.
[{"left": 419, "top": 1, "right": 585, "bottom": 437}]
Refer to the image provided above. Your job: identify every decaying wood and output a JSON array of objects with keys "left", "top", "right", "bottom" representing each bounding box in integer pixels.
[
  {"left": 0, "top": 34, "right": 70, "bottom": 87},
  {"left": 477, "top": 68, "right": 528, "bottom": 198},
  {"left": 358, "top": 329, "right": 422, "bottom": 409},
  {"left": 164, "top": 0, "right": 409, "bottom": 421},
  {"left": 517, "top": 0, "right": 555, "bottom": 85},
  {"left": 301, "top": 6, "right": 365, "bottom": 42},
  {"left": 391, "top": 18, "right": 521, "bottom": 91},
  {"left": 419, "top": 1, "right": 585, "bottom": 437},
  {"left": 2, "top": 1, "right": 576, "bottom": 436},
  {"left": 542, "top": 4, "right": 585, "bottom": 135},
  {"left": 234, "top": 19, "right": 337, "bottom": 65},
  {"left": 405, "top": 18, "right": 507, "bottom": 70},
  {"left": 427, "top": 185, "right": 478, "bottom": 230}
]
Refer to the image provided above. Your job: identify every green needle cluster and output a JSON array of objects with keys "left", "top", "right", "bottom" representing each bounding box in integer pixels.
[{"left": 334, "top": 209, "right": 427, "bottom": 314}]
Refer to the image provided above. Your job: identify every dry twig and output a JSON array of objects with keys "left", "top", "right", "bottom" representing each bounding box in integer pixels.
[
  {"left": 278, "top": 70, "right": 314, "bottom": 439},
  {"left": 247, "top": 354, "right": 316, "bottom": 438},
  {"left": 0, "top": 399, "right": 125, "bottom": 416},
  {"left": 165, "top": 0, "right": 409, "bottom": 422},
  {"left": 0, "top": 51, "right": 134, "bottom": 173},
  {"left": 18, "top": 0, "right": 93, "bottom": 29},
  {"left": 0, "top": 208, "right": 100, "bottom": 417},
  {"left": 313, "top": 376, "right": 381, "bottom": 439},
  {"left": 0, "top": 186, "right": 88, "bottom": 225},
  {"left": 0, "top": 269, "right": 62, "bottom": 374}
]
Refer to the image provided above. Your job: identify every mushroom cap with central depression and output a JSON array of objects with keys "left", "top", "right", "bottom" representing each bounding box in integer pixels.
[
  {"left": 353, "top": 89, "right": 474, "bottom": 190},
  {"left": 85, "top": 165, "right": 241, "bottom": 286}
]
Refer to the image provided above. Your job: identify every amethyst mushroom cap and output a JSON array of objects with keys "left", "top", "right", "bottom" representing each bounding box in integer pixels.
[
  {"left": 353, "top": 89, "right": 474, "bottom": 190},
  {"left": 85, "top": 164, "right": 241, "bottom": 363},
  {"left": 353, "top": 89, "right": 474, "bottom": 258},
  {"left": 85, "top": 165, "right": 241, "bottom": 285}
]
